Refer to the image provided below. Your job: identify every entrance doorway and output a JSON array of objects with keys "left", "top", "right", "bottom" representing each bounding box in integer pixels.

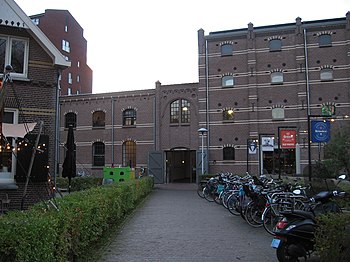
[
  {"left": 166, "top": 148, "right": 196, "bottom": 183},
  {"left": 262, "top": 149, "right": 296, "bottom": 175}
]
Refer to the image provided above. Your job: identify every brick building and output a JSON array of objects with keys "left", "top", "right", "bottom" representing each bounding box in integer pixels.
[
  {"left": 198, "top": 13, "right": 350, "bottom": 177},
  {"left": 60, "top": 81, "right": 198, "bottom": 183},
  {"left": 30, "top": 9, "right": 93, "bottom": 95},
  {"left": 0, "top": 0, "right": 70, "bottom": 209},
  {"left": 60, "top": 13, "right": 350, "bottom": 183}
]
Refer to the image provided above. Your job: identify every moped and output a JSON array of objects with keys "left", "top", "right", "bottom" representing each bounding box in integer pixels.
[{"left": 271, "top": 175, "right": 347, "bottom": 262}]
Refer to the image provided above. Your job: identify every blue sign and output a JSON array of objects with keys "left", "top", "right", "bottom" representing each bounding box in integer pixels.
[{"left": 311, "top": 120, "right": 330, "bottom": 143}]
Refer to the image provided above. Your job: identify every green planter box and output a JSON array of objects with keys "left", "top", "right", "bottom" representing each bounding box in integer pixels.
[{"left": 103, "top": 167, "right": 134, "bottom": 183}]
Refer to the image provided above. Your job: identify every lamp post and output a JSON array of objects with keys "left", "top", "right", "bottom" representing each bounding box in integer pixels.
[{"left": 198, "top": 127, "right": 208, "bottom": 183}]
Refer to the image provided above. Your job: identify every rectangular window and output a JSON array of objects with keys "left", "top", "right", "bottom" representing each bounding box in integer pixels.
[
  {"left": 0, "top": 36, "right": 28, "bottom": 78},
  {"left": 62, "top": 40, "right": 70, "bottom": 53},
  {"left": 0, "top": 110, "right": 18, "bottom": 186},
  {"left": 68, "top": 72, "right": 72, "bottom": 84},
  {"left": 77, "top": 75, "right": 80, "bottom": 83}
]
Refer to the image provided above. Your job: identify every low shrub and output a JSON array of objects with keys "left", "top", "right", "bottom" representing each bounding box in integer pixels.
[
  {"left": 56, "top": 176, "right": 103, "bottom": 192},
  {"left": 0, "top": 177, "right": 153, "bottom": 262},
  {"left": 315, "top": 212, "right": 350, "bottom": 262}
]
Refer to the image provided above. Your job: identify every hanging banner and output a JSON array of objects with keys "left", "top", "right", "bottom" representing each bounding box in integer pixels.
[
  {"left": 311, "top": 120, "right": 330, "bottom": 143},
  {"left": 280, "top": 130, "right": 297, "bottom": 149},
  {"left": 261, "top": 136, "right": 274, "bottom": 151}
]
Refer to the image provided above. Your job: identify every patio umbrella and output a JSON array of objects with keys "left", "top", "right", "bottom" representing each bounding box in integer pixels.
[{"left": 62, "top": 125, "right": 76, "bottom": 193}]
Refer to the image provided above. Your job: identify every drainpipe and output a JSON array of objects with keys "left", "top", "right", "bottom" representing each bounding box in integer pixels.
[
  {"left": 304, "top": 28, "right": 312, "bottom": 182},
  {"left": 111, "top": 97, "right": 115, "bottom": 166},
  {"left": 54, "top": 70, "right": 62, "bottom": 189},
  {"left": 205, "top": 39, "right": 210, "bottom": 173}
]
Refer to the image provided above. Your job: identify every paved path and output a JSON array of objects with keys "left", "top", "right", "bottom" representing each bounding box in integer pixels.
[{"left": 98, "top": 183, "right": 278, "bottom": 262}]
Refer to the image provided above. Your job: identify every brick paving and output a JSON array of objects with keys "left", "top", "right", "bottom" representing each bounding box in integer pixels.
[{"left": 98, "top": 183, "right": 278, "bottom": 262}]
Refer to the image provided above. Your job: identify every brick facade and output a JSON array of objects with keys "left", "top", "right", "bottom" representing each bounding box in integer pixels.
[
  {"left": 0, "top": 0, "right": 69, "bottom": 210},
  {"left": 30, "top": 9, "right": 93, "bottom": 95},
  {"left": 59, "top": 13, "right": 350, "bottom": 182}
]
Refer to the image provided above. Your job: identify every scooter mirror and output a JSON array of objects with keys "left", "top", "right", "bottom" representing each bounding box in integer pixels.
[
  {"left": 293, "top": 189, "right": 301, "bottom": 195},
  {"left": 338, "top": 175, "right": 347, "bottom": 180}
]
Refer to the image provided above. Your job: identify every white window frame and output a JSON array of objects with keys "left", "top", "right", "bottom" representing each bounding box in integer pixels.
[
  {"left": 271, "top": 72, "right": 283, "bottom": 84},
  {"left": 320, "top": 68, "right": 333, "bottom": 81},
  {"left": 62, "top": 39, "right": 70, "bottom": 53},
  {"left": 0, "top": 109, "right": 18, "bottom": 186},
  {"left": 0, "top": 35, "right": 29, "bottom": 79},
  {"left": 68, "top": 72, "right": 72, "bottom": 84},
  {"left": 222, "top": 75, "right": 234, "bottom": 87}
]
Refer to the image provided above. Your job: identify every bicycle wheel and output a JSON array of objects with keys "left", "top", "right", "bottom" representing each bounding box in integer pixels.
[
  {"left": 227, "top": 193, "right": 240, "bottom": 216},
  {"left": 262, "top": 205, "right": 282, "bottom": 235},
  {"left": 214, "top": 191, "right": 223, "bottom": 205},
  {"left": 203, "top": 187, "right": 214, "bottom": 202},
  {"left": 244, "top": 201, "right": 263, "bottom": 227},
  {"left": 197, "top": 184, "right": 205, "bottom": 198}
]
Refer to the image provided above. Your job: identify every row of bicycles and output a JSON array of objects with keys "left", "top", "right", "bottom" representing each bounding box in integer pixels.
[{"left": 197, "top": 172, "right": 335, "bottom": 235}]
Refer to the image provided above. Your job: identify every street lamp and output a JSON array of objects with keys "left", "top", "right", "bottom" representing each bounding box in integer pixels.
[{"left": 198, "top": 127, "right": 208, "bottom": 182}]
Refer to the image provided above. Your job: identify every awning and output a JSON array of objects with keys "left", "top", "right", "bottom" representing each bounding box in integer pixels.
[{"left": 2, "top": 123, "right": 37, "bottom": 138}]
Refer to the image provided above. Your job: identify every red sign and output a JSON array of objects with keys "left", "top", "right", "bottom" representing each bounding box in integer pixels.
[{"left": 280, "top": 130, "right": 296, "bottom": 149}]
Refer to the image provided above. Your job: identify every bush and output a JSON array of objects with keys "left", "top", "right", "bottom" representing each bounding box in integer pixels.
[
  {"left": 315, "top": 212, "right": 350, "bottom": 262},
  {"left": 0, "top": 177, "right": 153, "bottom": 262},
  {"left": 56, "top": 176, "right": 103, "bottom": 192}
]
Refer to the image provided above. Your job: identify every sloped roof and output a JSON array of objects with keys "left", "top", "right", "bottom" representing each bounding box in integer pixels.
[{"left": 0, "top": 0, "right": 70, "bottom": 68}]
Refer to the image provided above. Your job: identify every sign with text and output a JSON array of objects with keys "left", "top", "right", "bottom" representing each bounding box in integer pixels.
[
  {"left": 280, "top": 130, "right": 297, "bottom": 149},
  {"left": 311, "top": 120, "right": 330, "bottom": 143}
]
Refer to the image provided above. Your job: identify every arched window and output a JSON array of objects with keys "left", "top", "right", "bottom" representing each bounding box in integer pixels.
[
  {"left": 223, "top": 108, "right": 234, "bottom": 121},
  {"left": 123, "top": 109, "right": 136, "bottom": 126},
  {"left": 65, "top": 112, "right": 77, "bottom": 128},
  {"left": 222, "top": 75, "right": 234, "bottom": 87},
  {"left": 122, "top": 140, "right": 136, "bottom": 167},
  {"left": 92, "top": 142, "right": 105, "bottom": 166},
  {"left": 223, "top": 146, "right": 235, "bottom": 160},
  {"left": 170, "top": 99, "right": 190, "bottom": 124},
  {"left": 318, "top": 34, "right": 332, "bottom": 47},
  {"left": 221, "top": 44, "right": 233, "bottom": 56},
  {"left": 269, "top": 39, "right": 282, "bottom": 52},
  {"left": 320, "top": 68, "right": 333, "bottom": 81},
  {"left": 271, "top": 72, "right": 283, "bottom": 84},
  {"left": 92, "top": 110, "right": 105, "bottom": 128}
]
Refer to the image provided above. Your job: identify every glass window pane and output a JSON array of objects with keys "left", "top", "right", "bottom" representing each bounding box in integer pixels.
[
  {"left": 320, "top": 68, "right": 333, "bottom": 81},
  {"left": 122, "top": 141, "right": 136, "bottom": 167},
  {"left": 221, "top": 44, "right": 233, "bottom": 56},
  {"left": 0, "top": 38, "right": 6, "bottom": 72},
  {"left": 269, "top": 39, "right": 282, "bottom": 51},
  {"left": 123, "top": 109, "right": 136, "bottom": 126},
  {"left": 222, "top": 75, "right": 234, "bottom": 87},
  {"left": 65, "top": 112, "right": 77, "bottom": 128},
  {"left": 11, "top": 39, "right": 25, "bottom": 74},
  {"left": 93, "top": 111, "right": 105, "bottom": 127},
  {"left": 223, "top": 147, "right": 235, "bottom": 160},
  {"left": 93, "top": 142, "right": 105, "bottom": 166},
  {"left": 271, "top": 72, "right": 283, "bottom": 84},
  {"left": 181, "top": 100, "right": 190, "bottom": 123},
  {"left": 170, "top": 100, "right": 180, "bottom": 123},
  {"left": 223, "top": 109, "right": 234, "bottom": 120},
  {"left": 319, "top": 34, "right": 332, "bottom": 47}
]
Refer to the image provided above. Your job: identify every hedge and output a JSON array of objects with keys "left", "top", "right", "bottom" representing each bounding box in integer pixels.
[
  {"left": 0, "top": 177, "right": 154, "bottom": 262},
  {"left": 315, "top": 212, "right": 350, "bottom": 262}
]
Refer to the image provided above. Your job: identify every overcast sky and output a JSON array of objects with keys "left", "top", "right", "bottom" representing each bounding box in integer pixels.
[{"left": 14, "top": 0, "right": 349, "bottom": 94}]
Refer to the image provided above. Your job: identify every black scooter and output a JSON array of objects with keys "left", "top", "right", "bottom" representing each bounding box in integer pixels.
[{"left": 271, "top": 176, "right": 346, "bottom": 262}]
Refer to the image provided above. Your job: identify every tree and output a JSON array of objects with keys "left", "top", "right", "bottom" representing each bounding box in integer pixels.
[{"left": 324, "top": 122, "right": 350, "bottom": 177}]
